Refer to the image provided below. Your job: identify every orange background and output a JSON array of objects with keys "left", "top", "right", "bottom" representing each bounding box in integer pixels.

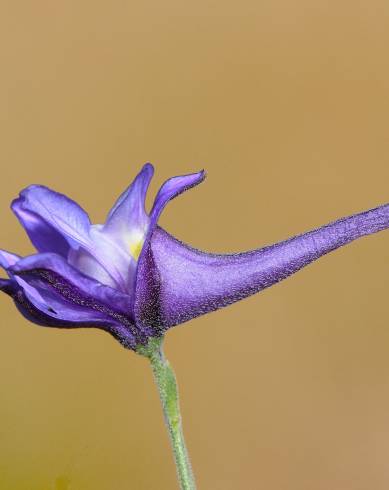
[{"left": 1, "top": 1, "right": 389, "bottom": 489}]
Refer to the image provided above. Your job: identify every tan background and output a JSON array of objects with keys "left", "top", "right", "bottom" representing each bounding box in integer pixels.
[{"left": 1, "top": 1, "right": 389, "bottom": 489}]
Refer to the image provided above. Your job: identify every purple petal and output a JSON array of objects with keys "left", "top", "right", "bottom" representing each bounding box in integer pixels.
[
  {"left": 83, "top": 164, "right": 155, "bottom": 291},
  {"left": 149, "top": 170, "right": 206, "bottom": 231},
  {"left": 0, "top": 278, "right": 16, "bottom": 295},
  {"left": 11, "top": 277, "right": 136, "bottom": 347},
  {"left": 136, "top": 203, "right": 389, "bottom": 331},
  {"left": 11, "top": 202, "right": 70, "bottom": 256},
  {"left": 67, "top": 227, "right": 134, "bottom": 292},
  {"left": 13, "top": 274, "right": 114, "bottom": 324},
  {"left": 12, "top": 252, "right": 156, "bottom": 346},
  {"left": 12, "top": 185, "right": 91, "bottom": 252},
  {"left": 9, "top": 252, "right": 133, "bottom": 316},
  {"left": 104, "top": 163, "right": 153, "bottom": 238},
  {"left": 12, "top": 186, "right": 131, "bottom": 290},
  {"left": 0, "top": 249, "right": 20, "bottom": 270},
  {"left": 7, "top": 253, "right": 144, "bottom": 347},
  {"left": 0, "top": 250, "right": 19, "bottom": 295}
]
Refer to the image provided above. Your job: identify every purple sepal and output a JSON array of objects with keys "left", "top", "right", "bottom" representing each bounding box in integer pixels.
[
  {"left": 9, "top": 253, "right": 133, "bottom": 316},
  {"left": 149, "top": 170, "right": 206, "bottom": 230},
  {"left": 11, "top": 284, "right": 137, "bottom": 348},
  {"left": 0, "top": 278, "right": 16, "bottom": 295},
  {"left": 104, "top": 163, "right": 153, "bottom": 238},
  {"left": 7, "top": 253, "right": 148, "bottom": 348},
  {"left": 11, "top": 185, "right": 91, "bottom": 254}
]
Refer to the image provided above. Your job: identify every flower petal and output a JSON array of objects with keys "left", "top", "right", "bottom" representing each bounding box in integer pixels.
[
  {"left": 13, "top": 275, "right": 112, "bottom": 323},
  {"left": 11, "top": 276, "right": 136, "bottom": 347},
  {"left": 0, "top": 249, "right": 20, "bottom": 270},
  {"left": 12, "top": 185, "right": 91, "bottom": 251},
  {"left": 9, "top": 252, "right": 155, "bottom": 346},
  {"left": 0, "top": 278, "right": 16, "bottom": 295},
  {"left": 149, "top": 170, "right": 206, "bottom": 231},
  {"left": 136, "top": 203, "right": 389, "bottom": 331},
  {"left": 104, "top": 163, "right": 153, "bottom": 240},
  {"left": 9, "top": 252, "right": 133, "bottom": 316},
  {"left": 12, "top": 186, "right": 131, "bottom": 290},
  {"left": 85, "top": 163, "right": 154, "bottom": 292},
  {"left": 11, "top": 202, "right": 70, "bottom": 256}
]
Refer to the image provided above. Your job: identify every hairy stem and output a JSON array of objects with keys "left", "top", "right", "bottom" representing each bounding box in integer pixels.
[{"left": 138, "top": 337, "right": 196, "bottom": 490}]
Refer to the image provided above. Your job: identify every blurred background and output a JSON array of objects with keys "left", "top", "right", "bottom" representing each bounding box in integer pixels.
[{"left": 1, "top": 1, "right": 389, "bottom": 489}]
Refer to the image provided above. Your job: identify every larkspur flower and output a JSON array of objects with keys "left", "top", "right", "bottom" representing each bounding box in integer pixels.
[
  {"left": 1, "top": 163, "right": 389, "bottom": 351},
  {"left": 2, "top": 163, "right": 389, "bottom": 489}
]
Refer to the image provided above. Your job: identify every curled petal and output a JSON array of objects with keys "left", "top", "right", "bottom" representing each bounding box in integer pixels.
[
  {"left": 12, "top": 185, "right": 91, "bottom": 251},
  {"left": 149, "top": 170, "right": 206, "bottom": 231},
  {"left": 136, "top": 203, "right": 389, "bottom": 331},
  {"left": 11, "top": 203, "right": 70, "bottom": 256}
]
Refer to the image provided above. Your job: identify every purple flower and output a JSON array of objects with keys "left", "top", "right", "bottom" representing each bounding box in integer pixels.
[{"left": 1, "top": 164, "right": 388, "bottom": 350}]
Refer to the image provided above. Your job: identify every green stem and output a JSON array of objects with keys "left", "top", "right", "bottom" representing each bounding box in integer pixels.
[{"left": 138, "top": 337, "right": 196, "bottom": 490}]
